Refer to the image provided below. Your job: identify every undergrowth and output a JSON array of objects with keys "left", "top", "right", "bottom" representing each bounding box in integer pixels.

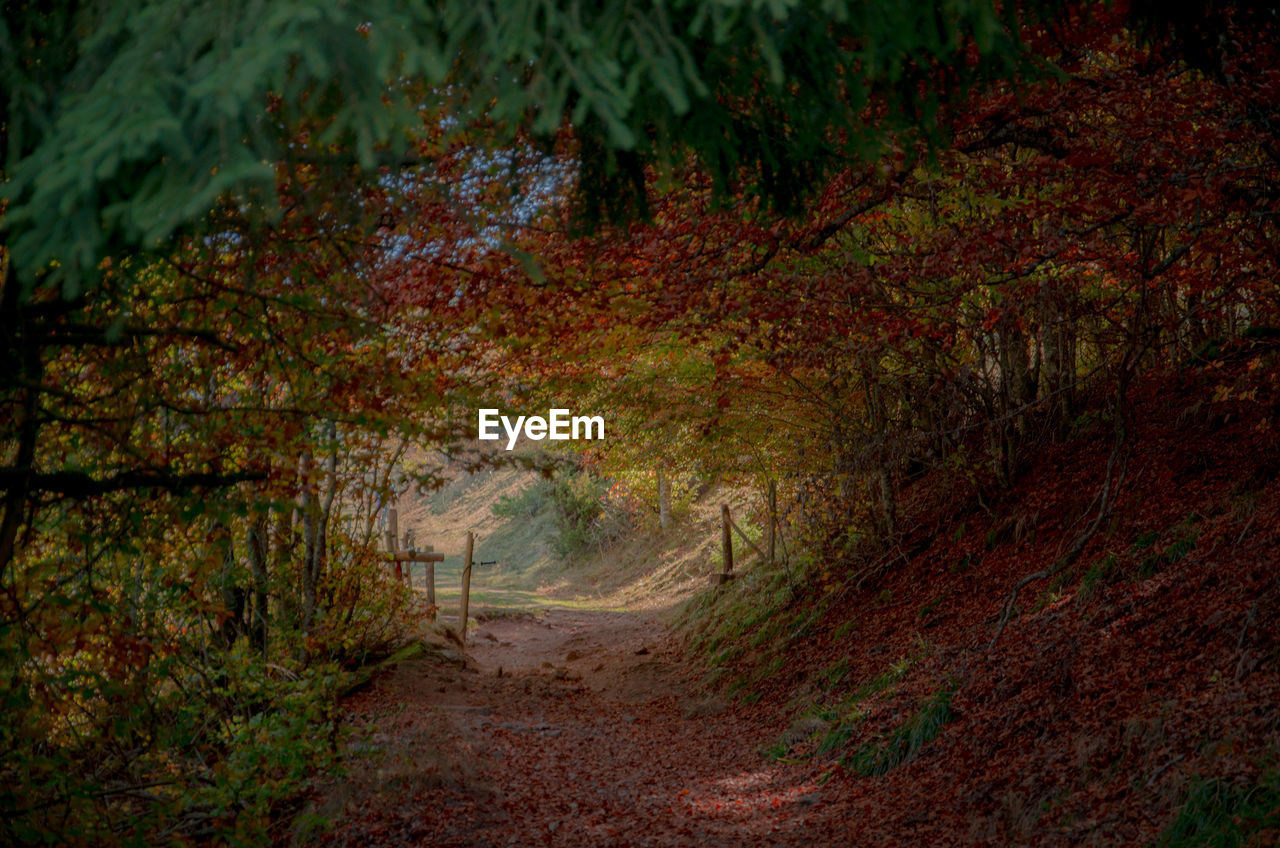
[
  {"left": 852, "top": 650, "right": 923, "bottom": 701},
  {"left": 1079, "top": 553, "right": 1121, "bottom": 601},
  {"left": 771, "top": 647, "right": 935, "bottom": 764},
  {"left": 1077, "top": 515, "right": 1202, "bottom": 602},
  {"left": 840, "top": 688, "right": 955, "bottom": 777},
  {"left": 684, "top": 566, "right": 796, "bottom": 660},
  {"left": 781, "top": 687, "right": 958, "bottom": 778},
  {"left": 491, "top": 481, "right": 552, "bottom": 519},
  {"left": 1156, "top": 770, "right": 1280, "bottom": 847},
  {"left": 493, "top": 470, "right": 634, "bottom": 560}
]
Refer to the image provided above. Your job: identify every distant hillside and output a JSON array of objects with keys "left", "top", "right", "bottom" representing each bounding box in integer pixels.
[
  {"left": 386, "top": 455, "right": 557, "bottom": 609},
  {"left": 387, "top": 446, "right": 768, "bottom": 616}
]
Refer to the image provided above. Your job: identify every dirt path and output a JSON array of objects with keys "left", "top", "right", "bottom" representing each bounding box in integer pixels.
[{"left": 307, "top": 609, "right": 847, "bottom": 847}]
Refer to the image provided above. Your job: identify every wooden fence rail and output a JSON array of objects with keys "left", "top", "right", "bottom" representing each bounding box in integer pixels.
[
  {"left": 717, "top": 484, "right": 778, "bottom": 586},
  {"left": 382, "top": 507, "right": 472, "bottom": 640}
]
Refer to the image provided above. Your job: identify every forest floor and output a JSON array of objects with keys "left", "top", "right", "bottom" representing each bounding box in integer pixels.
[
  {"left": 301, "top": 353, "right": 1280, "bottom": 847},
  {"left": 304, "top": 608, "right": 844, "bottom": 847}
]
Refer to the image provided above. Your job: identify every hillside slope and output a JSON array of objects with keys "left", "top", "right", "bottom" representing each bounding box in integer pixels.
[{"left": 681, "top": 356, "right": 1280, "bottom": 844}]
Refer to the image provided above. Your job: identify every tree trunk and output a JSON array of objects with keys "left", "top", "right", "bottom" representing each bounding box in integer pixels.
[
  {"left": 273, "top": 501, "right": 296, "bottom": 630},
  {"left": 247, "top": 513, "right": 270, "bottom": 658},
  {"left": 218, "top": 527, "right": 246, "bottom": 649},
  {"left": 0, "top": 261, "right": 42, "bottom": 582},
  {"left": 300, "top": 453, "right": 320, "bottom": 645},
  {"left": 300, "top": 422, "right": 339, "bottom": 658},
  {"left": 1039, "top": 283, "right": 1077, "bottom": 436},
  {"left": 996, "top": 317, "right": 1037, "bottom": 485},
  {"left": 657, "top": 468, "right": 672, "bottom": 530},
  {"left": 862, "top": 367, "right": 898, "bottom": 544}
]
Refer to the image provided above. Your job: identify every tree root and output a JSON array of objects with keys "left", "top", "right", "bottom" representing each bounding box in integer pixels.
[{"left": 987, "top": 427, "right": 1127, "bottom": 652}]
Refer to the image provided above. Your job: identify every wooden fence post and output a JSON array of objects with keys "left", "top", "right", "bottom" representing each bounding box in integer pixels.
[
  {"left": 460, "top": 531, "right": 474, "bottom": 642},
  {"left": 720, "top": 504, "right": 734, "bottom": 584},
  {"left": 391, "top": 549, "right": 444, "bottom": 620},
  {"left": 424, "top": 545, "right": 436, "bottom": 608}
]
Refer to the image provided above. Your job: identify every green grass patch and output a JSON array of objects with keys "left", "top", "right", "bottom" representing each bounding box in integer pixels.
[
  {"left": 840, "top": 688, "right": 955, "bottom": 777},
  {"left": 683, "top": 566, "right": 792, "bottom": 658},
  {"left": 490, "top": 480, "right": 552, "bottom": 518},
  {"left": 1079, "top": 553, "right": 1121, "bottom": 601},
  {"left": 918, "top": 593, "right": 945, "bottom": 621},
  {"left": 852, "top": 652, "right": 918, "bottom": 701},
  {"left": 760, "top": 740, "right": 792, "bottom": 761},
  {"left": 703, "top": 667, "right": 732, "bottom": 689},
  {"left": 1133, "top": 530, "right": 1161, "bottom": 550},
  {"left": 832, "top": 617, "right": 858, "bottom": 641},
  {"left": 1156, "top": 771, "right": 1280, "bottom": 847},
  {"left": 819, "top": 657, "right": 852, "bottom": 691},
  {"left": 741, "top": 601, "right": 782, "bottom": 633},
  {"left": 1138, "top": 533, "right": 1197, "bottom": 579},
  {"left": 787, "top": 608, "right": 821, "bottom": 643},
  {"left": 710, "top": 644, "right": 743, "bottom": 667},
  {"left": 805, "top": 650, "right": 928, "bottom": 760},
  {"left": 817, "top": 716, "right": 866, "bottom": 756},
  {"left": 751, "top": 655, "right": 786, "bottom": 686},
  {"left": 747, "top": 612, "right": 786, "bottom": 648},
  {"left": 1033, "top": 569, "right": 1074, "bottom": 612}
]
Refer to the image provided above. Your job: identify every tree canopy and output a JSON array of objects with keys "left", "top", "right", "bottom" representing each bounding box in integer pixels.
[{"left": 2, "top": 0, "right": 1065, "bottom": 299}]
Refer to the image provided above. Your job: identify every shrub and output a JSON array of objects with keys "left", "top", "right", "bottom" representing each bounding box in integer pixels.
[
  {"left": 491, "top": 481, "right": 553, "bottom": 519},
  {"left": 0, "top": 644, "right": 346, "bottom": 847},
  {"left": 546, "top": 469, "right": 634, "bottom": 559}
]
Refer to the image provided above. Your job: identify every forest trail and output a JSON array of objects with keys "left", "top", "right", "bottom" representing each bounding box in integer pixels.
[{"left": 308, "top": 608, "right": 844, "bottom": 848}]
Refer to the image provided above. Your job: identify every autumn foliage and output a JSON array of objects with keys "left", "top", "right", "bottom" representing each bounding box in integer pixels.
[
  {"left": 453, "top": 3, "right": 1280, "bottom": 565},
  {"left": 2, "top": 0, "right": 1280, "bottom": 845}
]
